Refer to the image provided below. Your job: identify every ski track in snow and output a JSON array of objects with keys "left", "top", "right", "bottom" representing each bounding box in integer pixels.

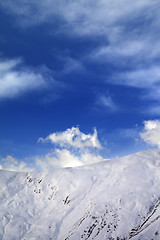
[{"left": 1, "top": 149, "right": 160, "bottom": 239}]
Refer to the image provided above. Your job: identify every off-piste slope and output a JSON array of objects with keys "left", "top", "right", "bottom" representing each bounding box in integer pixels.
[{"left": 1, "top": 149, "right": 160, "bottom": 240}]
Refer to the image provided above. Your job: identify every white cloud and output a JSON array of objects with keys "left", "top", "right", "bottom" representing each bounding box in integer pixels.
[
  {"left": 36, "top": 149, "right": 82, "bottom": 168},
  {"left": 1, "top": 128, "right": 104, "bottom": 171},
  {"left": 39, "top": 127, "right": 102, "bottom": 149},
  {"left": 37, "top": 127, "right": 105, "bottom": 168},
  {"left": 140, "top": 120, "right": 160, "bottom": 148},
  {"left": 0, "top": 58, "right": 48, "bottom": 99},
  {"left": 35, "top": 148, "right": 105, "bottom": 169},
  {"left": 0, "top": 155, "right": 33, "bottom": 172}
]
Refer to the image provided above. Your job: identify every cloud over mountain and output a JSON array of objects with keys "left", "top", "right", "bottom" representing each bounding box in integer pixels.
[
  {"left": 0, "top": 155, "right": 33, "bottom": 172},
  {"left": 140, "top": 120, "right": 160, "bottom": 148},
  {"left": 39, "top": 127, "right": 102, "bottom": 149},
  {"left": 37, "top": 127, "right": 104, "bottom": 168}
]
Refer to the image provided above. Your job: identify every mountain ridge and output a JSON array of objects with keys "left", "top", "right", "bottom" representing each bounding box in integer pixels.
[{"left": 1, "top": 148, "right": 160, "bottom": 240}]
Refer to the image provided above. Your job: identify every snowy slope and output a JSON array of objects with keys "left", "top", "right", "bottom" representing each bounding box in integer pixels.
[{"left": 1, "top": 149, "right": 160, "bottom": 240}]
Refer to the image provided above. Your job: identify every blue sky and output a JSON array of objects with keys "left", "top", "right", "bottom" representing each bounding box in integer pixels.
[{"left": 0, "top": 0, "right": 160, "bottom": 171}]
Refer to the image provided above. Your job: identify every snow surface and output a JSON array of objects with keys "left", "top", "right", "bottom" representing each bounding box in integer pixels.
[{"left": 1, "top": 149, "right": 160, "bottom": 240}]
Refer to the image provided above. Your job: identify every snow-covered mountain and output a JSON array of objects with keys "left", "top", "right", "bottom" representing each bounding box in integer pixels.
[{"left": 1, "top": 149, "right": 160, "bottom": 240}]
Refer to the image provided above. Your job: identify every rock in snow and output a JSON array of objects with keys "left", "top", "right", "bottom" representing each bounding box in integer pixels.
[{"left": 1, "top": 149, "right": 160, "bottom": 240}]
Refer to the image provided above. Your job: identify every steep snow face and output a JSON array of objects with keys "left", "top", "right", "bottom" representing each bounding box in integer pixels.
[{"left": 1, "top": 149, "right": 160, "bottom": 240}]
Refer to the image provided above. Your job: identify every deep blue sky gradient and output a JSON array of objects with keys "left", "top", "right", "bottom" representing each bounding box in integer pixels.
[{"left": 0, "top": 1, "right": 159, "bottom": 168}]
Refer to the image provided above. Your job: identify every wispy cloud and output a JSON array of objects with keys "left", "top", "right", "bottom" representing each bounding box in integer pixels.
[
  {"left": 62, "top": 56, "right": 85, "bottom": 75},
  {"left": 0, "top": 0, "right": 155, "bottom": 36},
  {"left": 1, "top": 0, "right": 160, "bottom": 112},
  {"left": 0, "top": 58, "right": 45, "bottom": 99},
  {"left": 95, "top": 94, "right": 118, "bottom": 112},
  {"left": 0, "top": 57, "right": 58, "bottom": 100},
  {"left": 146, "top": 105, "right": 160, "bottom": 116},
  {"left": 109, "top": 66, "right": 160, "bottom": 114},
  {"left": 113, "top": 67, "right": 160, "bottom": 88}
]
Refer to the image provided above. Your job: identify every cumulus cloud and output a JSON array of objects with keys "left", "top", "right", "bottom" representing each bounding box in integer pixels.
[
  {"left": 37, "top": 127, "right": 105, "bottom": 168},
  {"left": 0, "top": 58, "right": 47, "bottom": 99},
  {"left": 36, "top": 149, "right": 81, "bottom": 169},
  {"left": 36, "top": 149, "right": 104, "bottom": 169},
  {"left": 0, "top": 128, "right": 105, "bottom": 171},
  {"left": 0, "top": 155, "right": 33, "bottom": 172},
  {"left": 39, "top": 127, "right": 102, "bottom": 149},
  {"left": 140, "top": 120, "right": 160, "bottom": 148}
]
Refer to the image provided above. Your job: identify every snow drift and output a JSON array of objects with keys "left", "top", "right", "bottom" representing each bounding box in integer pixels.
[{"left": 1, "top": 149, "right": 160, "bottom": 240}]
